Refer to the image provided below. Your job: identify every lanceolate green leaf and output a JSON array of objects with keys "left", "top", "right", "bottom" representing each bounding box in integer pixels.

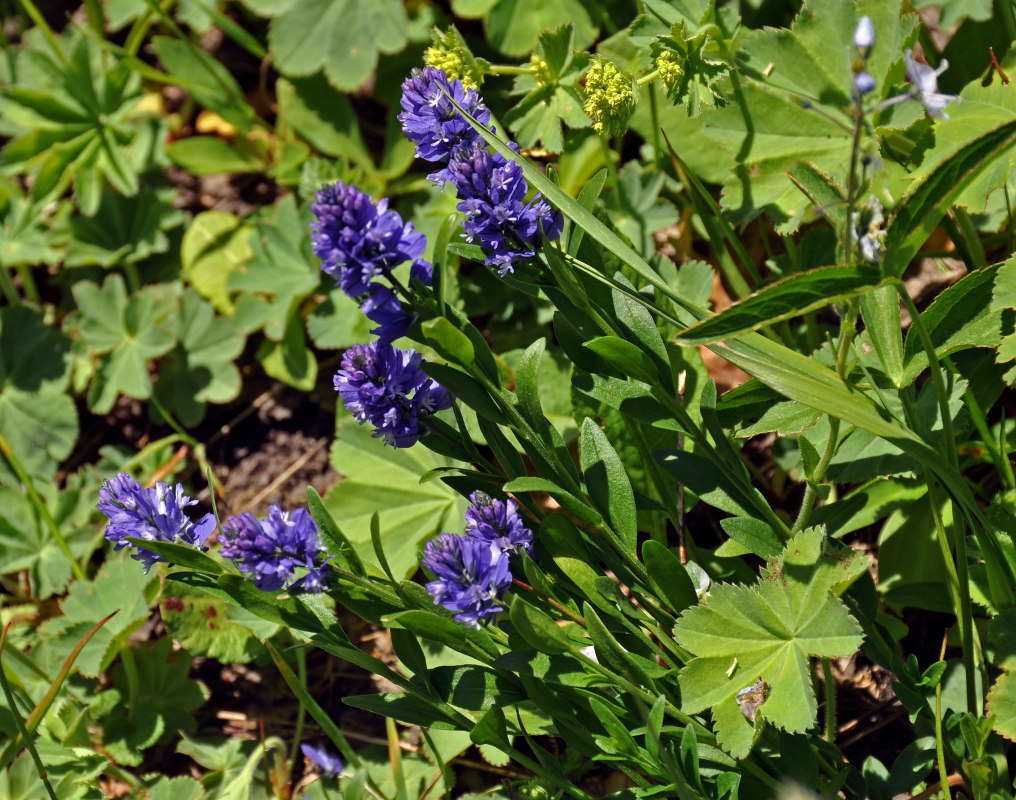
[
  {"left": 883, "top": 121, "right": 1016, "bottom": 276},
  {"left": 579, "top": 419, "right": 637, "bottom": 555},
  {"left": 676, "top": 265, "right": 883, "bottom": 344}
]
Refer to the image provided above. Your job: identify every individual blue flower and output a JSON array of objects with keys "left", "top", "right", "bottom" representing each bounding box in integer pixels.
[
  {"left": 853, "top": 16, "right": 875, "bottom": 52},
  {"left": 310, "top": 181, "right": 426, "bottom": 298},
  {"left": 422, "top": 532, "right": 512, "bottom": 628},
  {"left": 301, "top": 743, "right": 343, "bottom": 777},
  {"left": 854, "top": 71, "right": 876, "bottom": 95},
  {"left": 448, "top": 144, "right": 563, "bottom": 275},
  {"left": 464, "top": 491, "right": 533, "bottom": 557},
  {"left": 219, "top": 506, "right": 329, "bottom": 593},
  {"left": 97, "top": 473, "right": 216, "bottom": 573},
  {"left": 904, "top": 51, "right": 959, "bottom": 119},
  {"left": 334, "top": 341, "right": 451, "bottom": 448},
  {"left": 399, "top": 66, "right": 492, "bottom": 180}
]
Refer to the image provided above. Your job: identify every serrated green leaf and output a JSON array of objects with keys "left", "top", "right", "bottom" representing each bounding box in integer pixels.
[
  {"left": 0, "top": 305, "right": 77, "bottom": 479},
  {"left": 64, "top": 187, "right": 182, "bottom": 267},
  {"left": 988, "top": 670, "right": 1016, "bottom": 742},
  {"left": 181, "top": 211, "right": 254, "bottom": 315},
  {"left": 36, "top": 558, "right": 153, "bottom": 678},
  {"left": 884, "top": 121, "right": 1016, "bottom": 276},
  {"left": 253, "top": 0, "right": 407, "bottom": 92},
  {"left": 484, "top": 0, "right": 597, "bottom": 57},
  {"left": 71, "top": 275, "right": 176, "bottom": 413},
  {"left": 0, "top": 485, "right": 92, "bottom": 599},
  {"left": 154, "top": 289, "right": 244, "bottom": 426},
  {"left": 0, "top": 33, "right": 149, "bottom": 208},
  {"left": 100, "top": 639, "right": 207, "bottom": 765},
  {"left": 705, "top": 0, "right": 916, "bottom": 224},
  {"left": 676, "top": 528, "right": 865, "bottom": 757},
  {"left": 227, "top": 196, "right": 320, "bottom": 341},
  {"left": 256, "top": 312, "right": 317, "bottom": 391},
  {"left": 505, "top": 25, "right": 589, "bottom": 153},
  {"left": 676, "top": 265, "right": 882, "bottom": 344},
  {"left": 704, "top": 83, "right": 854, "bottom": 226},
  {"left": 161, "top": 584, "right": 275, "bottom": 664}
]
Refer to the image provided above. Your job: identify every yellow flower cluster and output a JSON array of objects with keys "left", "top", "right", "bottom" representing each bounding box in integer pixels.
[
  {"left": 424, "top": 41, "right": 478, "bottom": 90},
  {"left": 582, "top": 57, "right": 637, "bottom": 138},
  {"left": 529, "top": 53, "right": 554, "bottom": 89},
  {"left": 656, "top": 49, "right": 683, "bottom": 89}
]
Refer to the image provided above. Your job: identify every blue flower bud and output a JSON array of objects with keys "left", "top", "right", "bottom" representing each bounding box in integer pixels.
[
  {"left": 854, "top": 70, "right": 876, "bottom": 95},
  {"left": 854, "top": 16, "right": 875, "bottom": 51}
]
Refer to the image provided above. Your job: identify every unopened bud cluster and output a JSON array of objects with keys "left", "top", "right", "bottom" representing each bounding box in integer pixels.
[
  {"left": 583, "top": 57, "right": 638, "bottom": 138},
  {"left": 656, "top": 49, "right": 683, "bottom": 90}
]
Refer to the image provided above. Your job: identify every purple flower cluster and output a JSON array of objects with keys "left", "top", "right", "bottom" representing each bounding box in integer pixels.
[
  {"left": 97, "top": 473, "right": 217, "bottom": 573},
  {"left": 399, "top": 66, "right": 563, "bottom": 275},
  {"left": 422, "top": 490, "right": 533, "bottom": 627},
  {"left": 219, "top": 505, "right": 329, "bottom": 593},
  {"left": 334, "top": 341, "right": 451, "bottom": 447},
  {"left": 310, "top": 180, "right": 432, "bottom": 344},
  {"left": 422, "top": 532, "right": 512, "bottom": 628},
  {"left": 464, "top": 490, "right": 533, "bottom": 557}
]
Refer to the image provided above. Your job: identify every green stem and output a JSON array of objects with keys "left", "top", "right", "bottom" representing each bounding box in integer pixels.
[
  {"left": 792, "top": 298, "right": 857, "bottom": 531},
  {"left": 952, "top": 208, "right": 986, "bottom": 268},
  {"left": 934, "top": 659, "right": 951, "bottom": 799},
  {"left": 0, "top": 267, "right": 20, "bottom": 306},
  {"left": 14, "top": 265, "right": 40, "bottom": 304},
  {"left": 148, "top": 393, "right": 198, "bottom": 448},
  {"left": 636, "top": 68, "right": 661, "bottom": 87},
  {"left": 0, "top": 432, "right": 86, "bottom": 581},
  {"left": 0, "top": 633, "right": 59, "bottom": 800},
  {"left": 927, "top": 476, "right": 977, "bottom": 715},
  {"left": 822, "top": 657, "right": 836, "bottom": 743},
  {"left": 120, "top": 645, "right": 140, "bottom": 721},
  {"left": 647, "top": 81, "right": 663, "bottom": 165},
  {"left": 286, "top": 649, "right": 307, "bottom": 783},
  {"left": 486, "top": 64, "right": 532, "bottom": 75},
  {"left": 896, "top": 284, "right": 958, "bottom": 469},
  {"left": 959, "top": 369, "right": 1015, "bottom": 490}
]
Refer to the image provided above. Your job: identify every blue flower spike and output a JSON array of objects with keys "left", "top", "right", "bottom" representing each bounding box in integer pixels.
[
  {"left": 422, "top": 532, "right": 513, "bottom": 628},
  {"left": 464, "top": 490, "right": 534, "bottom": 558},
  {"left": 97, "top": 472, "right": 216, "bottom": 573},
  {"left": 219, "top": 505, "right": 329, "bottom": 593},
  {"left": 310, "top": 181, "right": 433, "bottom": 344},
  {"left": 333, "top": 341, "right": 451, "bottom": 448},
  {"left": 399, "top": 66, "right": 563, "bottom": 274}
]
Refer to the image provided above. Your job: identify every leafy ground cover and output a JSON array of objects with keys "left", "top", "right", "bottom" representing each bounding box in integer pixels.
[{"left": 4, "top": 0, "right": 1016, "bottom": 798}]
